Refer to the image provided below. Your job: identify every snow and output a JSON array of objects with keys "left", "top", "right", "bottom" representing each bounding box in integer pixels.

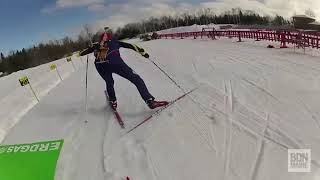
[
  {"left": 157, "top": 24, "right": 236, "bottom": 34},
  {"left": 0, "top": 55, "right": 83, "bottom": 142},
  {"left": 292, "top": 15, "right": 315, "bottom": 20},
  {"left": 1, "top": 36, "right": 320, "bottom": 180}
]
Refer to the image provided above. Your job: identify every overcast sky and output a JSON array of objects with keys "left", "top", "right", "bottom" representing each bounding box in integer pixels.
[{"left": 1, "top": 0, "right": 320, "bottom": 54}]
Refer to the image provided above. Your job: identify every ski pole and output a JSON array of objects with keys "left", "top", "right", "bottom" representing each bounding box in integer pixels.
[
  {"left": 84, "top": 55, "right": 89, "bottom": 123},
  {"left": 148, "top": 57, "right": 202, "bottom": 113},
  {"left": 148, "top": 57, "right": 184, "bottom": 91}
]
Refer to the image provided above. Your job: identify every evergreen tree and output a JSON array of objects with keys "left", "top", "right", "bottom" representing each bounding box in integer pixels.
[
  {"left": 1, "top": 8, "right": 291, "bottom": 76},
  {"left": 0, "top": 52, "right": 4, "bottom": 60}
]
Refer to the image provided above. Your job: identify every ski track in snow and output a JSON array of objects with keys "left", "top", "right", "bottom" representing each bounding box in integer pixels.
[{"left": 1, "top": 37, "right": 320, "bottom": 179}]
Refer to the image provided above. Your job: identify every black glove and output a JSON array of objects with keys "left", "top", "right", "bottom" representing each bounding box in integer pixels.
[
  {"left": 136, "top": 46, "right": 149, "bottom": 58},
  {"left": 143, "top": 53, "right": 149, "bottom": 58}
]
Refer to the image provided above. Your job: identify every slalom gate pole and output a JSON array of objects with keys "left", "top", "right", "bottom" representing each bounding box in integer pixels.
[
  {"left": 84, "top": 55, "right": 89, "bottom": 123},
  {"left": 71, "top": 60, "right": 76, "bottom": 71},
  {"left": 29, "top": 83, "right": 40, "bottom": 103},
  {"left": 148, "top": 57, "right": 184, "bottom": 91},
  {"left": 56, "top": 68, "right": 63, "bottom": 81}
]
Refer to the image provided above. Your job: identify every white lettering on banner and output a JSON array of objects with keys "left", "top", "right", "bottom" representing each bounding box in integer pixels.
[
  {"left": 0, "top": 141, "right": 63, "bottom": 154},
  {"left": 7, "top": 147, "right": 14, "bottom": 153},
  {"left": 30, "top": 144, "right": 40, "bottom": 152},
  {"left": 49, "top": 142, "right": 61, "bottom": 151},
  {"left": 0, "top": 147, "right": 7, "bottom": 154},
  {"left": 20, "top": 145, "right": 30, "bottom": 153},
  {"left": 39, "top": 144, "right": 50, "bottom": 152},
  {"left": 14, "top": 146, "right": 22, "bottom": 153}
]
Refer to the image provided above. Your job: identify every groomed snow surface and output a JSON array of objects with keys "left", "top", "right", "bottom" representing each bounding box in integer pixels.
[
  {"left": 157, "top": 24, "right": 238, "bottom": 34},
  {"left": 1, "top": 36, "right": 320, "bottom": 180}
]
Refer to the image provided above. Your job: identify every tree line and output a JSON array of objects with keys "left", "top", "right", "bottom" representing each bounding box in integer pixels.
[
  {"left": 115, "top": 9, "right": 291, "bottom": 39},
  {"left": 0, "top": 8, "right": 291, "bottom": 76},
  {"left": 0, "top": 37, "right": 89, "bottom": 75}
]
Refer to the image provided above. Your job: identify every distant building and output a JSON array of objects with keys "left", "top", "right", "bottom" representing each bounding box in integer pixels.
[
  {"left": 308, "top": 22, "right": 320, "bottom": 31},
  {"left": 292, "top": 15, "right": 320, "bottom": 31}
]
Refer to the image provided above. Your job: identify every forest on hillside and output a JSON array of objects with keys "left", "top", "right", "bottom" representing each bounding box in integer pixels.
[{"left": 0, "top": 8, "right": 291, "bottom": 76}]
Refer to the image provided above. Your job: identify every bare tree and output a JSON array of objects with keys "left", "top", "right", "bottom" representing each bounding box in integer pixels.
[
  {"left": 83, "top": 24, "right": 94, "bottom": 44},
  {"left": 197, "top": 10, "right": 202, "bottom": 25},
  {"left": 169, "top": 16, "right": 173, "bottom": 28},
  {"left": 140, "top": 21, "right": 146, "bottom": 34},
  {"left": 174, "top": 14, "right": 179, "bottom": 27},
  {"left": 204, "top": 8, "right": 211, "bottom": 24}
]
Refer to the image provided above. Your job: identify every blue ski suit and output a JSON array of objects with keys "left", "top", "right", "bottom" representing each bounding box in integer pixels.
[{"left": 80, "top": 38, "right": 154, "bottom": 102}]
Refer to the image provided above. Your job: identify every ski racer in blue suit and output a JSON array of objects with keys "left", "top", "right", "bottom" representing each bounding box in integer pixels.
[{"left": 79, "top": 27, "right": 167, "bottom": 110}]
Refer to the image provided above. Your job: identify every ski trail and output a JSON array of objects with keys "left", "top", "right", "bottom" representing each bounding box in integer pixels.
[
  {"left": 229, "top": 73, "right": 317, "bottom": 150},
  {"left": 208, "top": 61, "right": 215, "bottom": 72},
  {"left": 183, "top": 84, "right": 226, "bottom": 154},
  {"left": 192, "top": 58, "right": 198, "bottom": 73},
  {"left": 250, "top": 113, "right": 269, "bottom": 180},
  {"left": 189, "top": 110, "right": 218, "bottom": 153},
  {"left": 145, "top": 147, "right": 159, "bottom": 180},
  {"left": 295, "top": 96, "right": 320, "bottom": 129},
  {"left": 209, "top": 119, "right": 218, "bottom": 155},
  {"left": 240, "top": 77, "right": 281, "bottom": 103},
  {"left": 101, "top": 108, "right": 111, "bottom": 180},
  {"left": 61, "top": 62, "right": 108, "bottom": 180},
  {"left": 223, "top": 81, "right": 234, "bottom": 180},
  {"left": 56, "top": 119, "right": 87, "bottom": 180}
]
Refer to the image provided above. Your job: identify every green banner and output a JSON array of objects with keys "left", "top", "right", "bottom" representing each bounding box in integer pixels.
[{"left": 0, "top": 140, "right": 64, "bottom": 180}]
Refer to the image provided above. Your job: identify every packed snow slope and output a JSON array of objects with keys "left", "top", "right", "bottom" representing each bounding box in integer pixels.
[
  {"left": 0, "top": 55, "right": 81, "bottom": 142},
  {"left": 157, "top": 24, "right": 219, "bottom": 34},
  {"left": 2, "top": 37, "right": 320, "bottom": 180},
  {"left": 156, "top": 23, "right": 237, "bottom": 34}
]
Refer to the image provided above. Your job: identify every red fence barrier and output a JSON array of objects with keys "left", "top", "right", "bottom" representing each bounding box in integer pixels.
[{"left": 158, "top": 30, "right": 320, "bottom": 49}]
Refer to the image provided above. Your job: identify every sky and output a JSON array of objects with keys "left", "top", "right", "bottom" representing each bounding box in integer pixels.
[{"left": 1, "top": 0, "right": 320, "bottom": 55}]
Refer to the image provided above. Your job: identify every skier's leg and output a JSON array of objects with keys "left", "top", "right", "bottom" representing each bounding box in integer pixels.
[
  {"left": 114, "top": 63, "right": 154, "bottom": 102},
  {"left": 95, "top": 63, "right": 117, "bottom": 101},
  {"left": 105, "top": 74, "right": 116, "bottom": 102}
]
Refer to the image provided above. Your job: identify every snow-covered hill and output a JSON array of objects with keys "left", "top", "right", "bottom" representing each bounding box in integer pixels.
[
  {"left": 0, "top": 55, "right": 83, "bottom": 143},
  {"left": 157, "top": 24, "right": 237, "bottom": 34},
  {"left": 1, "top": 36, "right": 320, "bottom": 180}
]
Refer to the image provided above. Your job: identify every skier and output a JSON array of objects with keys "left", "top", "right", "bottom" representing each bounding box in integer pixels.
[{"left": 79, "top": 27, "right": 168, "bottom": 110}]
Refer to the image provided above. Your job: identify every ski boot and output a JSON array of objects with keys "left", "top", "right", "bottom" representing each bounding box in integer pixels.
[
  {"left": 146, "top": 98, "right": 169, "bottom": 109},
  {"left": 109, "top": 101, "right": 117, "bottom": 110}
]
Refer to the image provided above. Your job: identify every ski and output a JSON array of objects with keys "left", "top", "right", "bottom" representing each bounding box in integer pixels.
[
  {"left": 127, "top": 88, "right": 197, "bottom": 133},
  {"left": 112, "top": 109, "right": 125, "bottom": 129},
  {"left": 105, "top": 91, "right": 125, "bottom": 129}
]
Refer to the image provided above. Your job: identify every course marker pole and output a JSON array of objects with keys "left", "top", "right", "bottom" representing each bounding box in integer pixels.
[
  {"left": 29, "top": 84, "right": 40, "bottom": 102},
  {"left": 50, "top": 64, "right": 62, "bottom": 81},
  {"left": 67, "top": 57, "right": 76, "bottom": 70},
  {"left": 19, "top": 76, "right": 39, "bottom": 102}
]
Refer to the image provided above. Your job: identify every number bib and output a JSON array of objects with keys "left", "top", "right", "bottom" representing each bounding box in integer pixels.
[{"left": 97, "top": 46, "right": 109, "bottom": 62}]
